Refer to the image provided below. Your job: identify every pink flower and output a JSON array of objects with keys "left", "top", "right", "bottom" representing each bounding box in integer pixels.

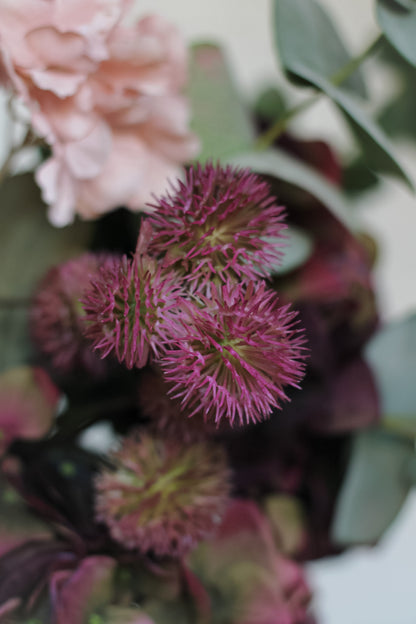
[
  {"left": 148, "top": 163, "right": 287, "bottom": 287},
  {"left": 81, "top": 249, "right": 185, "bottom": 369},
  {"left": 191, "top": 500, "right": 314, "bottom": 624},
  {"left": 162, "top": 281, "right": 306, "bottom": 426},
  {"left": 0, "top": 2, "right": 199, "bottom": 225},
  {"left": 30, "top": 252, "right": 118, "bottom": 375},
  {"left": 94, "top": 432, "right": 230, "bottom": 557}
]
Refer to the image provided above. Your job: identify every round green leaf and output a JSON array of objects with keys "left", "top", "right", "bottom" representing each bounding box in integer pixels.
[
  {"left": 378, "top": 0, "right": 416, "bottom": 67},
  {"left": 188, "top": 44, "right": 255, "bottom": 163},
  {"left": 332, "top": 430, "right": 413, "bottom": 544},
  {"left": 273, "top": 0, "right": 367, "bottom": 97},
  {"left": 271, "top": 226, "right": 314, "bottom": 275},
  {"left": 391, "top": 0, "right": 416, "bottom": 9},
  {"left": 365, "top": 314, "right": 416, "bottom": 436},
  {"left": 294, "top": 66, "right": 413, "bottom": 190},
  {"left": 228, "top": 149, "right": 357, "bottom": 231}
]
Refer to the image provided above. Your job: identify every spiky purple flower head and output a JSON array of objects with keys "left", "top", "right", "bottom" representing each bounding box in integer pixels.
[
  {"left": 161, "top": 281, "right": 306, "bottom": 426},
  {"left": 30, "top": 253, "right": 117, "bottom": 375},
  {"left": 95, "top": 432, "right": 230, "bottom": 557},
  {"left": 147, "top": 163, "right": 287, "bottom": 286},
  {"left": 81, "top": 249, "right": 185, "bottom": 370}
]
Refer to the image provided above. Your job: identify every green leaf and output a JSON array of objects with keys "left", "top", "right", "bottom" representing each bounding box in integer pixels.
[
  {"left": 376, "top": 40, "right": 416, "bottom": 142},
  {"left": 365, "top": 314, "right": 416, "bottom": 436},
  {"left": 296, "top": 68, "right": 413, "bottom": 190},
  {"left": 254, "top": 87, "right": 288, "bottom": 124},
  {"left": 377, "top": 0, "right": 416, "bottom": 67},
  {"left": 0, "top": 173, "right": 93, "bottom": 298},
  {"left": 227, "top": 149, "right": 356, "bottom": 231},
  {"left": 332, "top": 430, "right": 413, "bottom": 544},
  {"left": 273, "top": 226, "right": 314, "bottom": 275},
  {"left": 188, "top": 44, "right": 255, "bottom": 162},
  {"left": 342, "top": 158, "right": 380, "bottom": 196},
  {"left": 391, "top": 0, "right": 416, "bottom": 9},
  {"left": 273, "top": 0, "right": 367, "bottom": 97},
  {"left": 272, "top": 0, "right": 412, "bottom": 188}
]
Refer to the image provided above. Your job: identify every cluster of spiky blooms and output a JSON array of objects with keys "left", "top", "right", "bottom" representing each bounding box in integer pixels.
[
  {"left": 95, "top": 432, "right": 231, "bottom": 557},
  {"left": 162, "top": 281, "right": 305, "bottom": 426},
  {"left": 30, "top": 252, "right": 118, "bottom": 374},
  {"left": 148, "top": 163, "right": 287, "bottom": 287},
  {"left": 77, "top": 163, "right": 305, "bottom": 426}
]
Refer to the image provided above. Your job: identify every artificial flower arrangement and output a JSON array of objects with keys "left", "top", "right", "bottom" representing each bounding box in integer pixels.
[{"left": 0, "top": 0, "right": 416, "bottom": 622}]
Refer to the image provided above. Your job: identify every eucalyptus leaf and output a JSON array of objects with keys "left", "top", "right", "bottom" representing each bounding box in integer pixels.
[
  {"left": 227, "top": 149, "right": 356, "bottom": 231},
  {"left": 254, "top": 87, "right": 288, "bottom": 124},
  {"left": 297, "top": 68, "right": 413, "bottom": 189},
  {"left": 390, "top": 0, "right": 416, "bottom": 9},
  {"left": 376, "top": 39, "right": 416, "bottom": 143},
  {"left": 365, "top": 314, "right": 416, "bottom": 436},
  {"left": 273, "top": 0, "right": 367, "bottom": 97},
  {"left": 188, "top": 43, "right": 255, "bottom": 163},
  {"left": 0, "top": 173, "right": 93, "bottom": 298},
  {"left": 271, "top": 226, "right": 314, "bottom": 275},
  {"left": 332, "top": 430, "right": 413, "bottom": 544},
  {"left": 377, "top": 0, "right": 416, "bottom": 67}
]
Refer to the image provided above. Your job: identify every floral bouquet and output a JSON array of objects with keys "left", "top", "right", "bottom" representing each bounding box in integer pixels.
[{"left": 0, "top": 1, "right": 416, "bottom": 622}]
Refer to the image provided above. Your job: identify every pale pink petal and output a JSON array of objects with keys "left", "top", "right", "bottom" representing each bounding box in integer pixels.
[
  {"left": 29, "top": 68, "right": 87, "bottom": 98},
  {"left": 76, "top": 133, "right": 146, "bottom": 217},
  {"left": 64, "top": 119, "right": 112, "bottom": 178},
  {"left": 36, "top": 157, "right": 78, "bottom": 226},
  {"left": 25, "top": 27, "right": 88, "bottom": 68}
]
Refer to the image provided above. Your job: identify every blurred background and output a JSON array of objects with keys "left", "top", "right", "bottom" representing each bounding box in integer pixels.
[{"left": 130, "top": 1, "right": 416, "bottom": 623}]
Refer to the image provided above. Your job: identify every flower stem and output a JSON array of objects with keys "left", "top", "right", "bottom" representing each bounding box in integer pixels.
[{"left": 255, "top": 33, "right": 383, "bottom": 150}]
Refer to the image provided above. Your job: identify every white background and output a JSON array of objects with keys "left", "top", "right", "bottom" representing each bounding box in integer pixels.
[{"left": 2, "top": 1, "right": 416, "bottom": 622}]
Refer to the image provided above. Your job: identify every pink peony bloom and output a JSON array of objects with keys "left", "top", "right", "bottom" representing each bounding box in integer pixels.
[
  {"left": 162, "top": 280, "right": 306, "bottom": 426},
  {"left": 148, "top": 163, "right": 287, "bottom": 287},
  {"left": 0, "top": 1, "right": 199, "bottom": 225},
  {"left": 95, "top": 432, "right": 230, "bottom": 557}
]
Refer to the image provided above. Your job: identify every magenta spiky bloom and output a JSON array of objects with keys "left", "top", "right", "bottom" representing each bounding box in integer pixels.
[
  {"left": 81, "top": 254, "right": 185, "bottom": 369},
  {"left": 161, "top": 281, "right": 306, "bottom": 426},
  {"left": 30, "top": 253, "right": 117, "bottom": 375},
  {"left": 147, "top": 163, "right": 287, "bottom": 285},
  {"left": 95, "top": 433, "right": 230, "bottom": 557}
]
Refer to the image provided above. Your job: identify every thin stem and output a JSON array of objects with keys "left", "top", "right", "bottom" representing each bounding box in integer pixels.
[
  {"left": 330, "top": 34, "right": 383, "bottom": 87},
  {"left": 255, "top": 94, "right": 320, "bottom": 150},
  {"left": 255, "top": 33, "right": 383, "bottom": 150}
]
